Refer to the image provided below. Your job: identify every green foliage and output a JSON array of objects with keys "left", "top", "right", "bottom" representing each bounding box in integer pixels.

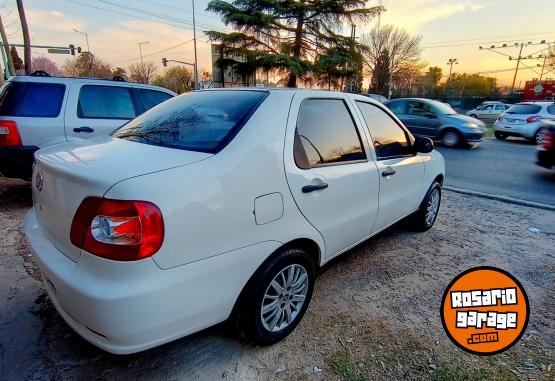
[
  {"left": 419, "top": 66, "right": 443, "bottom": 96},
  {"left": 152, "top": 66, "right": 193, "bottom": 93},
  {"left": 443, "top": 73, "right": 500, "bottom": 97},
  {"left": 206, "top": 0, "right": 381, "bottom": 87}
]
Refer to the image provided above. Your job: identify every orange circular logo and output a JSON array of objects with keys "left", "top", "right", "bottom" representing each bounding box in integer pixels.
[{"left": 441, "top": 267, "right": 529, "bottom": 355}]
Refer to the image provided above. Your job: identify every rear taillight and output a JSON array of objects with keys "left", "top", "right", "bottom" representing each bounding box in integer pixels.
[
  {"left": 544, "top": 129, "right": 553, "bottom": 149},
  {"left": 526, "top": 116, "right": 542, "bottom": 123},
  {"left": 0, "top": 120, "right": 22, "bottom": 147},
  {"left": 70, "top": 197, "right": 164, "bottom": 261}
]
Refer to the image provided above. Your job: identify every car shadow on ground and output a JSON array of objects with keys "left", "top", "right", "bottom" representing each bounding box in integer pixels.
[{"left": 0, "top": 178, "right": 32, "bottom": 210}]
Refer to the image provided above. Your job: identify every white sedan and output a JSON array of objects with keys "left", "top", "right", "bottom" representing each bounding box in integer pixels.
[{"left": 24, "top": 89, "right": 445, "bottom": 354}]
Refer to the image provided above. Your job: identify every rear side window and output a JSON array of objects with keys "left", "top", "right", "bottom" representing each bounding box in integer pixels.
[
  {"left": 78, "top": 85, "right": 136, "bottom": 119},
  {"left": 294, "top": 98, "right": 366, "bottom": 169},
  {"left": 506, "top": 104, "right": 542, "bottom": 114},
  {"left": 139, "top": 89, "right": 173, "bottom": 111},
  {"left": 113, "top": 90, "right": 267, "bottom": 153},
  {"left": 547, "top": 104, "right": 555, "bottom": 115},
  {"left": 356, "top": 101, "right": 413, "bottom": 160},
  {"left": 0, "top": 81, "right": 65, "bottom": 117}
]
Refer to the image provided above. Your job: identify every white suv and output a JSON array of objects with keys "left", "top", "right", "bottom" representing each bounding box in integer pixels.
[
  {"left": 0, "top": 73, "right": 176, "bottom": 179},
  {"left": 25, "top": 89, "right": 445, "bottom": 354}
]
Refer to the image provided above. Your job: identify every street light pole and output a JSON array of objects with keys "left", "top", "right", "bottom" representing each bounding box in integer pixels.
[
  {"left": 192, "top": 0, "right": 199, "bottom": 90},
  {"left": 510, "top": 43, "right": 524, "bottom": 94},
  {"left": 138, "top": 41, "right": 149, "bottom": 84},
  {"left": 73, "top": 28, "right": 93, "bottom": 76}
]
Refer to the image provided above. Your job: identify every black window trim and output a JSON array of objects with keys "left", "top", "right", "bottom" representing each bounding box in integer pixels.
[
  {"left": 294, "top": 97, "right": 368, "bottom": 170},
  {"left": 77, "top": 84, "right": 138, "bottom": 120},
  {"left": 356, "top": 100, "right": 416, "bottom": 161}
]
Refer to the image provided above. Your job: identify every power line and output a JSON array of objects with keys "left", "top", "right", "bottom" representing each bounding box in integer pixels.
[
  {"left": 423, "top": 31, "right": 555, "bottom": 46},
  {"left": 424, "top": 37, "right": 555, "bottom": 49},
  {"left": 111, "top": 39, "right": 194, "bottom": 64}
]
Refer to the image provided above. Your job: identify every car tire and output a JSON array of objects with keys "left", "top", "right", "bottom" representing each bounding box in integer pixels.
[
  {"left": 441, "top": 129, "right": 461, "bottom": 147},
  {"left": 232, "top": 248, "right": 316, "bottom": 346},
  {"left": 494, "top": 131, "right": 507, "bottom": 140},
  {"left": 532, "top": 128, "right": 544, "bottom": 145},
  {"left": 409, "top": 181, "right": 442, "bottom": 232}
]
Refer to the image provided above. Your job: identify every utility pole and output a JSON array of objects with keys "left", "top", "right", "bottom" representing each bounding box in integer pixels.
[
  {"left": 16, "top": 0, "right": 31, "bottom": 75},
  {"left": 510, "top": 43, "right": 524, "bottom": 94},
  {"left": 192, "top": 0, "right": 199, "bottom": 90},
  {"left": 73, "top": 29, "right": 93, "bottom": 76},
  {"left": 138, "top": 41, "right": 149, "bottom": 84},
  {"left": 0, "top": 15, "right": 15, "bottom": 76}
]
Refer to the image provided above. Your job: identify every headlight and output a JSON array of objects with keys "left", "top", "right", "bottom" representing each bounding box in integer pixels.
[{"left": 466, "top": 123, "right": 479, "bottom": 129}]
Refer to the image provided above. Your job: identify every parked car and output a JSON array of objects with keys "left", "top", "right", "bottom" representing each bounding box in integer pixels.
[
  {"left": 24, "top": 89, "right": 445, "bottom": 354},
  {"left": 466, "top": 103, "right": 511, "bottom": 121},
  {"left": 384, "top": 98, "right": 486, "bottom": 147},
  {"left": 536, "top": 120, "right": 555, "bottom": 169},
  {"left": 0, "top": 73, "right": 176, "bottom": 179},
  {"left": 493, "top": 102, "right": 555, "bottom": 144},
  {"left": 362, "top": 93, "right": 388, "bottom": 103}
]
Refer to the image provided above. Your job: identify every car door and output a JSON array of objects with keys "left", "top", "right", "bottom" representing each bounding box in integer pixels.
[
  {"left": 65, "top": 83, "right": 139, "bottom": 140},
  {"left": 284, "top": 93, "right": 380, "bottom": 259},
  {"left": 405, "top": 100, "right": 442, "bottom": 138},
  {"left": 355, "top": 101, "right": 426, "bottom": 232},
  {"left": 136, "top": 88, "right": 174, "bottom": 114}
]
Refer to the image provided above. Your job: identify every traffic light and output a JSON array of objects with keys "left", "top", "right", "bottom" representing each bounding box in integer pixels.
[
  {"left": 162, "top": 57, "right": 167, "bottom": 67},
  {"left": 77, "top": 47, "right": 82, "bottom": 54},
  {"left": 69, "top": 44, "right": 75, "bottom": 55}
]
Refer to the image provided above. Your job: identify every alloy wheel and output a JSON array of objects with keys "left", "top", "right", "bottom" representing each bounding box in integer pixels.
[{"left": 425, "top": 188, "right": 440, "bottom": 226}]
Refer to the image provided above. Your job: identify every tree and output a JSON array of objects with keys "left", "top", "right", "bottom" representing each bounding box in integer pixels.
[
  {"left": 0, "top": 15, "right": 15, "bottom": 76},
  {"left": 152, "top": 66, "right": 193, "bottom": 93},
  {"left": 10, "top": 46, "right": 23, "bottom": 72},
  {"left": 361, "top": 25, "right": 423, "bottom": 95},
  {"left": 31, "top": 56, "right": 61, "bottom": 76},
  {"left": 112, "top": 67, "right": 127, "bottom": 79},
  {"left": 419, "top": 66, "right": 442, "bottom": 96},
  {"left": 370, "top": 48, "right": 390, "bottom": 95},
  {"left": 443, "top": 73, "right": 499, "bottom": 97},
  {"left": 391, "top": 62, "right": 424, "bottom": 97},
  {"left": 62, "top": 52, "right": 112, "bottom": 78},
  {"left": 128, "top": 62, "right": 157, "bottom": 84},
  {"left": 206, "top": 0, "right": 381, "bottom": 87}
]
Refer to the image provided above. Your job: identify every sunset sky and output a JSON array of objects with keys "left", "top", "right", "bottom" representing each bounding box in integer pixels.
[{"left": 2, "top": 0, "right": 555, "bottom": 87}]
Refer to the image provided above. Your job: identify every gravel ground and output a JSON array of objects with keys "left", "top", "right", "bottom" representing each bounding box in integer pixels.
[{"left": 0, "top": 177, "right": 553, "bottom": 381}]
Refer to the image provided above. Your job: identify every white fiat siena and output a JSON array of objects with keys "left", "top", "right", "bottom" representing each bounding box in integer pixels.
[{"left": 25, "top": 89, "right": 445, "bottom": 354}]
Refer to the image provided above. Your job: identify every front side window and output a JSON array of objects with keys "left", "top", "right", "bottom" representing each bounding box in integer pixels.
[
  {"left": 113, "top": 90, "right": 267, "bottom": 153},
  {"left": 386, "top": 100, "right": 406, "bottom": 115},
  {"left": 407, "top": 101, "right": 430, "bottom": 116},
  {"left": 78, "top": 85, "right": 136, "bottom": 119},
  {"left": 294, "top": 99, "right": 366, "bottom": 168},
  {"left": 356, "top": 101, "right": 412, "bottom": 160},
  {"left": 0, "top": 82, "right": 65, "bottom": 117},
  {"left": 546, "top": 104, "right": 555, "bottom": 115},
  {"left": 494, "top": 105, "right": 506, "bottom": 111},
  {"left": 140, "top": 89, "right": 173, "bottom": 111}
]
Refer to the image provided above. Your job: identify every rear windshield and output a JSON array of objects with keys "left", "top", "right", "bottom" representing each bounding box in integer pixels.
[
  {"left": 113, "top": 90, "right": 267, "bottom": 153},
  {"left": 0, "top": 81, "right": 65, "bottom": 117},
  {"left": 505, "top": 104, "right": 542, "bottom": 114}
]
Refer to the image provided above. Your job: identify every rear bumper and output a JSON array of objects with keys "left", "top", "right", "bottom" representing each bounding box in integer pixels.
[
  {"left": 0, "top": 145, "right": 38, "bottom": 179},
  {"left": 536, "top": 148, "right": 554, "bottom": 169},
  {"left": 24, "top": 208, "right": 280, "bottom": 354},
  {"left": 493, "top": 121, "right": 539, "bottom": 139}
]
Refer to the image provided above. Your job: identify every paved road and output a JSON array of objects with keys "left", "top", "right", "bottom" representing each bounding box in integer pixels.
[{"left": 436, "top": 138, "right": 555, "bottom": 206}]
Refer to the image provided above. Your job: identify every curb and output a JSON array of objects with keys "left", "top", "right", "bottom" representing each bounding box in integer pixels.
[{"left": 443, "top": 186, "right": 555, "bottom": 212}]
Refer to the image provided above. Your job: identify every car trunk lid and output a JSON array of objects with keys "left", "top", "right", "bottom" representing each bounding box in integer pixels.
[{"left": 32, "top": 136, "right": 212, "bottom": 262}]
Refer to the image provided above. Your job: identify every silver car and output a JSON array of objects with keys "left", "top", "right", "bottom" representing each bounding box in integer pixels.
[
  {"left": 466, "top": 103, "right": 510, "bottom": 122},
  {"left": 493, "top": 102, "right": 555, "bottom": 144}
]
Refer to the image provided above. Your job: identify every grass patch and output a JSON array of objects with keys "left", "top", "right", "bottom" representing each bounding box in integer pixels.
[{"left": 329, "top": 350, "right": 367, "bottom": 381}]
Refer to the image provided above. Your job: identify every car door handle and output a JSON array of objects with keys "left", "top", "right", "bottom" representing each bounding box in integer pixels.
[
  {"left": 302, "top": 183, "right": 328, "bottom": 193},
  {"left": 73, "top": 126, "right": 94, "bottom": 133},
  {"left": 382, "top": 168, "right": 396, "bottom": 177}
]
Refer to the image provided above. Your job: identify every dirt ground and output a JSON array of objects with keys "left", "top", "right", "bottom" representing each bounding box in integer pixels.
[{"left": 0, "top": 177, "right": 553, "bottom": 381}]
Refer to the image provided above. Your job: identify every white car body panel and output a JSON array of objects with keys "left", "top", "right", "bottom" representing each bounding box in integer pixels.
[
  {"left": 493, "top": 102, "right": 555, "bottom": 139},
  {"left": 25, "top": 89, "right": 445, "bottom": 354}
]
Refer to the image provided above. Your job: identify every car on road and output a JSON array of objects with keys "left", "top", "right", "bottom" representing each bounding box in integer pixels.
[
  {"left": 24, "top": 88, "right": 445, "bottom": 354},
  {"left": 536, "top": 120, "right": 555, "bottom": 169},
  {"left": 0, "top": 72, "right": 176, "bottom": 179},
  {"left": 466, "top": 103, "right": 510, "bottom": 121},
  {"left": 493, "top": 102, "right": 555, "bottom": 144},
  {"left": 384, "top": 98, "right": 486, "bottom": 147}
]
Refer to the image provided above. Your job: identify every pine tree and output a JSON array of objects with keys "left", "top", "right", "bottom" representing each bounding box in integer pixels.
[{"left": 206, "top": 0, "right": 381, "bottom": 87}]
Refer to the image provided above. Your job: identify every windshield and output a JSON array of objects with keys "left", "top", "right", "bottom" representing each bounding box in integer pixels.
[
  {"left": 505, "top": 104, "right": 542, "bottom": 115},
  {"left": 113, "top": 90, "right": 268, "bottom": 153},
  {"left": 431, "top": 101, "right": 457, "bottom": 115}
]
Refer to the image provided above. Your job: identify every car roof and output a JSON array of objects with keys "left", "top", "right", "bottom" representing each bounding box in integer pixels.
[{"left": 7, "top": 75, "right": 176, "bottom": 94}]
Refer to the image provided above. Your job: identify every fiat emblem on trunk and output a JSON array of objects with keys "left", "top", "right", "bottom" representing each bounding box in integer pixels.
[{"left": 35, "top": 170, "right": 44, "bottom": 192}]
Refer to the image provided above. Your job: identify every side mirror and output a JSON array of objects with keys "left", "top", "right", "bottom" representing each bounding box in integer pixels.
[
  {"left": 414, "top": 137, "right": 434, "bottom": 153},
  {"left": 425, "top": 112, "right": 437, "bottom": 119}
]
